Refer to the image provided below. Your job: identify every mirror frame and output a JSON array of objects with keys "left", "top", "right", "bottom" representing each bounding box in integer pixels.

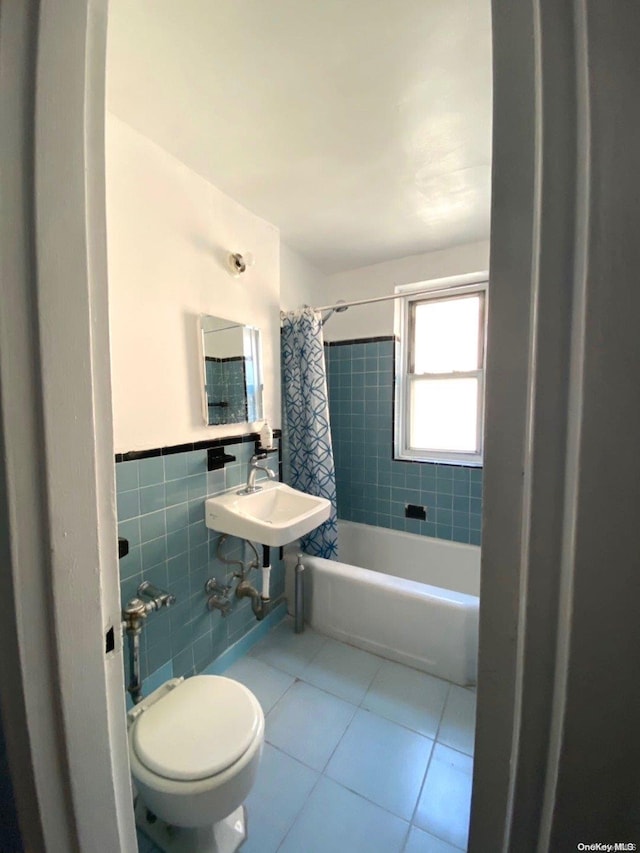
[{"left": 199, "top": 314, "right": 264, "bottom": 427}]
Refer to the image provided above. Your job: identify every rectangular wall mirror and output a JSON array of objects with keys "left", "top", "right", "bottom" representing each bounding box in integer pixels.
[{"left": 200, "top": 315, "right": 264, "bottom": 426}]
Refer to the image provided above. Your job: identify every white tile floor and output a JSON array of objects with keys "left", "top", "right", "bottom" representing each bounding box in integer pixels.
[{"left": 137, "top": 618, "right": 476, "bottom": 853}]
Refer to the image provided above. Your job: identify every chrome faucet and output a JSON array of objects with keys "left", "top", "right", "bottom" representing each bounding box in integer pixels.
[
  {"left": 205, "top": 577, "right": 232, "bottom": 616},
  {"left": 239, "top": 453, "right": 277, "bottom": 494},
  {"left": 136, "top": 580, "right": 176, "bottom": 611}
]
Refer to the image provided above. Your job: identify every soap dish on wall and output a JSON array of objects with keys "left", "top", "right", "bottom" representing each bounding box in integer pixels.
[{"left": 207, "top": 447, "right": 236, "bottom": 471}]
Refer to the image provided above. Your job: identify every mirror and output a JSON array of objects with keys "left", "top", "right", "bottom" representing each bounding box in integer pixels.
[{"left": 200, "top": 315, "right": 263, "bottom": 426}]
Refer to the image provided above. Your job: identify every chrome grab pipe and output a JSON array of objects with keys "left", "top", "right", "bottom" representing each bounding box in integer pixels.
[
  {"left": 137, "top": 580, "right": 176, "bottom": 611},
  {"left": 122, "top": 582, "right": 175, "bottom": 704},
  {"left": 122, "top": 598, "right": 147, "bottom": 704}
]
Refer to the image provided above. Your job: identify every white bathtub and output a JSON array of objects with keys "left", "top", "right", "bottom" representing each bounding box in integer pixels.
[{"left": 290, "top": 521, "right": 480, "bottom": 686}]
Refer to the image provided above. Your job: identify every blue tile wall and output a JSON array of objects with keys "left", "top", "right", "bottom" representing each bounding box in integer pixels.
[
  {"left": 116, "top": 439, "right": 283, "bottom": 690},
  {"left": 205, "top": 358, "right": 248, "bottom": 425},
  {"left": 325, "top": 339, "right": 483, "bottom": 546},
  {"left": 221, "top": 359, "right": 249, "bottom": 424}
]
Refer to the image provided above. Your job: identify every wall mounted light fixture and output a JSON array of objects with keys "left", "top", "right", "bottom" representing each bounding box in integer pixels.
[{"left": 227, "top": 252, "right": 254, "bottom": 277}]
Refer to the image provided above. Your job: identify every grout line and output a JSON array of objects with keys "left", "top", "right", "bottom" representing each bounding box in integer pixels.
[
  {"left": 433, "top": 682, "right": 453, "bottom": 745},
  {"left": 262, "top": 676, "right": 299, "bottom": 724},
  {"left": 263, "top": 680, "right": 360, "bottom": 775},
  {"left": 399, "top": 822, "right": 412, "bottom": 853},
  {"left": 274, "top": 771, "right": 412, "bottom": 853},
  {"left": 352, "top": 705, "right": 440, "bottom": 744},
  {"left": 314, "top": 696, "right": 359, "bottom": 776},
  {"left": 433, "top": 740, "right": 475, "bottom": 761},
  {"left": 407, "top": 739, "right": 436, "bottom": 830},
  {"left": 297, "top": 656, "right": 383, "bottom": 707},
  {"left": 319, "top": 771, "right": 413, "bottom": 826},
  {"left": 274, "top": 767, "right": 324, "bottom": 853},
  {"left": 434, "top": 685, "right": 477, "bottom": 759},
  {"left": 260, "top": 743, "right": 323, "bottom": 851},
  {"left": 357, "top": 657, "right": 385, "bottom": 708},
  {"left": 406, "top": 682, "right": 452, "bottom": 830},
  {"left": 295, "top": 634, "right": 329, "bottom": 676}
]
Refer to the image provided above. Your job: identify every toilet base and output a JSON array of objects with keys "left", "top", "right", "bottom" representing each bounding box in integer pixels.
[{"left": 135, "top": 797, "right": 247, "bottom": 853}]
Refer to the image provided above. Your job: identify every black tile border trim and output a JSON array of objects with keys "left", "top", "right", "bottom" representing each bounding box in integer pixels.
[
  {"left": 204, "top": 355, "right": 247, "bottom": 363},
  {"left": 115, "top": 430, "right": 282, "bottom": 463},
  {"left": 324, "top": 335, "right": 397, "bottom": 347}
]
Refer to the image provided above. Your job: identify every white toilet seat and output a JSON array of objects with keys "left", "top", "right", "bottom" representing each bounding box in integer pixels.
[
  {"left": 131, "top": 675, "right": 262, "bottom": 781},
  {"left": 128, "top": 676, "right": 265, "bottom": 833}
]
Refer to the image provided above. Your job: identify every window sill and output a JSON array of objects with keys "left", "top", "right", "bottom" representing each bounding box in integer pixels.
[{"left": 393, "top": 451, "right": 483, "bottom": 468}]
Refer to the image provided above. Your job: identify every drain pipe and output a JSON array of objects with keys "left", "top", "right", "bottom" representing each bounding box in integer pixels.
[
  {"left": 261, "top": 545, "right": 271, "bottom": 602},
  {"left": 236, "top": 544, "right": 277, "bottom": 620}
]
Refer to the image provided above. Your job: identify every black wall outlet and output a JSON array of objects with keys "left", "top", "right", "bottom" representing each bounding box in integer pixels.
[{"left": 405, "top": 504, "right": 427, "bottom": 521}]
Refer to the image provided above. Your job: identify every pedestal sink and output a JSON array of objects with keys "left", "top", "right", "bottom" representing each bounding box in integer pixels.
[{"left": 204, "top": 480, "right": 331, "bottom": 547}]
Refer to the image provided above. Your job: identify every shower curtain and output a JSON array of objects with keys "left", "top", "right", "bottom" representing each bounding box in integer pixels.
[{"left": 281, "top": 307, "right": 338, "bottom": 558}]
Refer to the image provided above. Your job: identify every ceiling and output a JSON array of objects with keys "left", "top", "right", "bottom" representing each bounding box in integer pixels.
[{"left": 107, "top": 0, "right": 492, "bottom": 274}]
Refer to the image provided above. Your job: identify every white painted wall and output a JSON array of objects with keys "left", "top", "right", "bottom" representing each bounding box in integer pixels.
[
  {"left": 106, "top": 114, "right": 280, "bottom": 452},
  {"left": 280, "top": 241, "right": 328, "bottom": 311},
  {"left": 322, "top": 240, "right": 490, "bottom": 340}
]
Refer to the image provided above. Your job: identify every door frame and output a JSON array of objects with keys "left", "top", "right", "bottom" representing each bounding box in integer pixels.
[
  {"left": 474, "top": 0, "right": 640, "bottom": 848},
  {"left": 471, "top": 1, "right": 588, "bottom": 847},
  {"left": 0, "top": 2, "right": 136, "bottom": 850}
]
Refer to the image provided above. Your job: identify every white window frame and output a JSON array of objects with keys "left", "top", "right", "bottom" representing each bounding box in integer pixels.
[{"left": 394, "top": 272, "right": 489, "bottom": 466}]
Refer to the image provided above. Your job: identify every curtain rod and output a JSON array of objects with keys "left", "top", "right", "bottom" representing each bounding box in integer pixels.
[
  {"left": 314, "top": 290, "right": 412, "bottom": 312},
  {"left": 310, "top": 272, "right": 489, "bottom": 313},
  {"left": 279, "top": 273, "right": 489, "bottom": 322},
  {"left": 280, "top": 290, "right": 404, "bottom": 326},
  {"left": 280, "top": 289, "right": 428, "bottom": 327},
  {"left": 279, "top": 289, "right": 422, "bottom": 321}
]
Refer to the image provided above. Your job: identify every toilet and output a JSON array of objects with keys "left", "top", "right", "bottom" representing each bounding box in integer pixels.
[{"left": 128, "top": 675, "right": 264, "bottom": 853}]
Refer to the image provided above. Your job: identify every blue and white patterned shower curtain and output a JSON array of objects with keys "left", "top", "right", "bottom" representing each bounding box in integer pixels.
[{"left": 281, "top": 308, "right": 338, "bottom": 559}]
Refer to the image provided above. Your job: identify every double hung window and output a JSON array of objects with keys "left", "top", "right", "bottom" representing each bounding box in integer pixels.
[{"left": 394, "top": 274, "right": 488, "bottom": 465}]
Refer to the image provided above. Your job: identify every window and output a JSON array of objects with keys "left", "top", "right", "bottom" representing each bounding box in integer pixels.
[{"left": 394, "top": 274, "right": 488, "bottom": 465}]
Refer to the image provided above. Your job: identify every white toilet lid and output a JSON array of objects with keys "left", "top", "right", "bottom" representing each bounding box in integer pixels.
[{"left": 132, "top": 676, "right": 262, "bottom": 782}]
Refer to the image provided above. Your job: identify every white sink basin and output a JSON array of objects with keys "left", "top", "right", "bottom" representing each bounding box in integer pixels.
[{"left": 205, "top": 480, "right": 331, "bottom": 547}]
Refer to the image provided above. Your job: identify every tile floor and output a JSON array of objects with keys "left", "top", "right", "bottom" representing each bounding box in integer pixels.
[{"left": 136, "top": 618, "right": 476, "bottom": 853}]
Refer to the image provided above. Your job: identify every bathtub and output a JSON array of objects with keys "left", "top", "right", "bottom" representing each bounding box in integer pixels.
[{"left": 289, "top": 521, "right": 480, "bottom": 686}]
